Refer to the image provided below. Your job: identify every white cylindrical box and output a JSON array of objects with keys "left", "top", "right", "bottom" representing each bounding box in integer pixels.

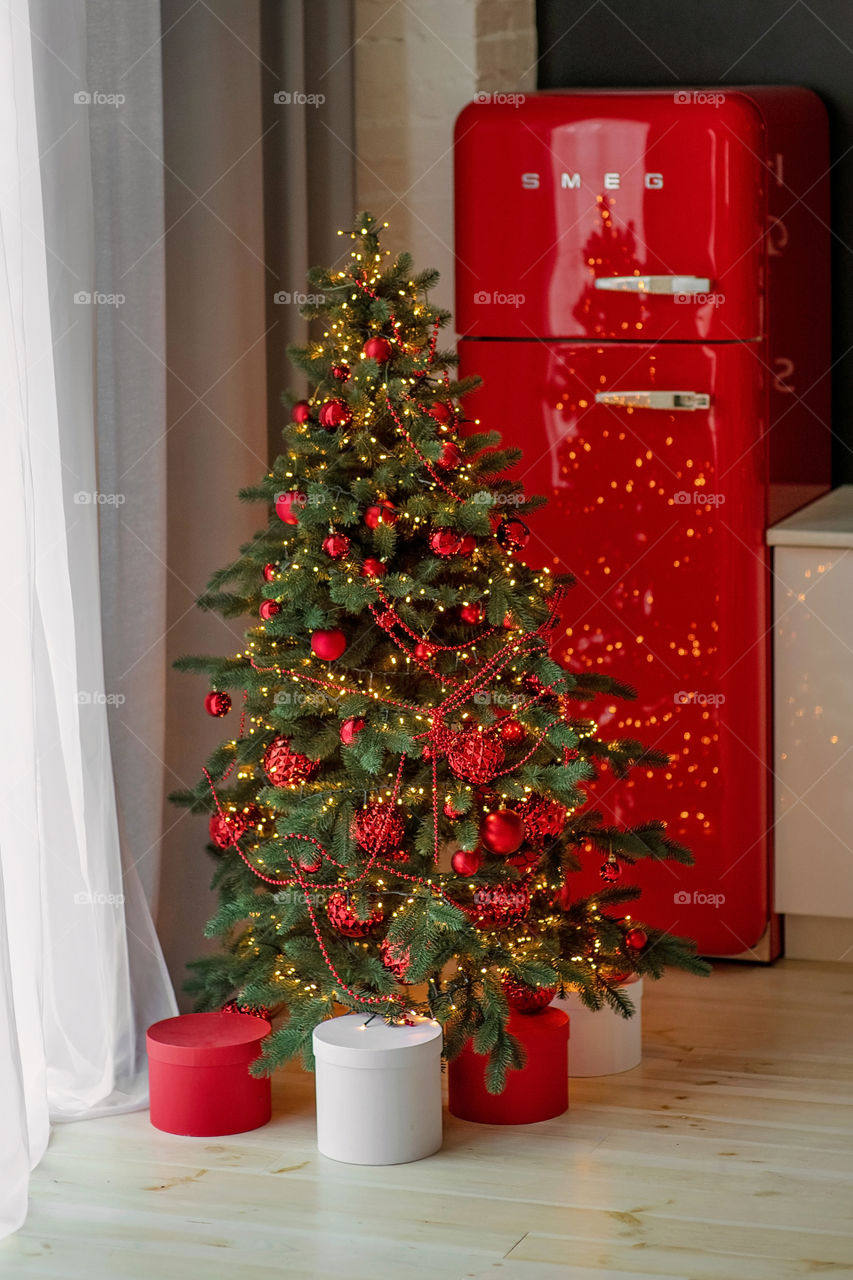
[
  {"left": 312, "top": 1013, "right": 443, "bottom": 1165},
  {"left": 553, "top": 976, "right": 643, "bottom": 1077}
]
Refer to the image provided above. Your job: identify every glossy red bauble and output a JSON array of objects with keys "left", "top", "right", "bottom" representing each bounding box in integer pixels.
[
  {"left": 275, "top": 490, "right": 304, "bottom": 524},
  {"left": 429, "top": 528, "right": 462, "bottom": 557},
  {"left": 503, "top": 613, "right": 515, "bottom": 629},
  {"left": 458, "top": 535, "right": 477, "bottom": 555},
  {"left": 339, "top": 717, "right": 366, "bottom": 745},
  {"left": 204, "top": 691, "right": 231, "bottom": 718},
  {"left": 428, "top": 401, "right": 453, "bottom": 424},
  {"left": 262, "top": 736, "right": 318, "bottom": 787},
  {"left": 331, "top": 363, "right": 350, "bottom": 381},
  {"left": 259, "top": 600, "right": 280, "bottom": 621},
  {"left": 600, "top": 859, "right": 622, "bottom": 883},
  {"left": 459, "top": 602, "right": 485, "bottom": 625},
  {"left": 500, "top": 719, "right": 525, "bottom": 744},
  {"left": 364, "top": 502, "right": 397, "bottom": 529},
  {"left": 322, "top": 533, "right": 351, "bottom": 559},
  {"left": 451, "top": 847, "right": 483, "bottom": 876},
  {"left": 362, "top": 335, "right": 393, "bottom": 363},
  {"left": 414, "top": 641, "right": 436, "bottom": 661},
  {"left": 437, "top": 441, "right": 462, "bottom": 469},
  {"left": 262, "top": 562, "right": 277, "bottom": 582},
  {"left": 497, "top": 517, "right": 531, "bottom": 551},
  {"left": 297, "top": 848, "right": 323, "bottom": 874},
  {"left": 447, "top": 728, "right": 505, "bottom": 784},
  {"left": 360, "top": 557, "right": 387, "bottom": 578},
  {"left": 508, "top": 845, "right": 541, "bottom": 873},
  {"left": 326, "top": 892, "right": 382, "bottom": 938},
  {"left": 501, "top": 976, "right": 556, "bottom": 1014},
  {"left": 351, "top": 803, "right": 405, "bottom": 855},
  {"left": 480, "top": 809, "right": 525, "bottom": 856},
  {"left": 625, "top": 927, "right": 648, "bottom": 950},
  {"left": 311, "top": 628, "right": 347, "bottom": 661},
  {"left": 318, "top": 399, "right": 352, "bottom": 429},
  {"left": 291, "top": 400, "right": 311, "bottom": 422}
]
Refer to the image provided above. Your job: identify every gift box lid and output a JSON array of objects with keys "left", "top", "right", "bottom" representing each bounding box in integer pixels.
[
  {"left": 313, "top": 1013, "right": 443, "bottom": 1070},
  {"left": 507, "top": 1006, "right": 570, "bottom": 1042},
  {"left": 147, "top": 1012, "right": 271, "bottom": 1067}
]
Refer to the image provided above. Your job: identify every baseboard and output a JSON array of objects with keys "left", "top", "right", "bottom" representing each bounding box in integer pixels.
[{"left": 784, "top": 914, "right": 853, "bottom": 962}]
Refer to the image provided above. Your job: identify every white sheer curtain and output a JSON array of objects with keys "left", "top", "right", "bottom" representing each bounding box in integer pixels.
[{"left": 0, "top": 0, "right": 175, "bottom": 1238}]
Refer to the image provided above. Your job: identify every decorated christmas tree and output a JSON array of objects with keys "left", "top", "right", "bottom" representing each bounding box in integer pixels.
[{"left": 172, "top": 213, "right": 708, "bottom": 1090}]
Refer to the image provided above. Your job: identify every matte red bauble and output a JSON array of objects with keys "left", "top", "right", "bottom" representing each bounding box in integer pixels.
[
  {"left": 361, "top": 557, "right": 387, "bottom": 578},
  {"left": 458, "top": 535, "right": 477, "bottom": 555},
  {"left": 339, "top": 716, "right": 366, "bottom": 745},
  {"left": 459, "top": 602, "right": 485, "bottom": 625},
  {"left": 497, "top": 517, "right": 531, "bottom": 550},
  {"left": 437, "top": 441, "right": 462, "bottom": 469},
  {"left": 204, "top": 691, "right": 231, "bottom": 718},
  {"left": 501, "top": 976, "right": 556, "bottom": 1014},
  {"left": 500, "top": 719, "right": 525, "bottom": 744},
  {"left": 625, "top": 927, "right": 648, "bottom": 950},
  {"left": 363, "top": 335, "right": 393, "bottom": 363},
  {"left": 326, "top": 892, "right": 382, "bottom": 938},
  {"left": 516, "top": 795, "right": 568, "bottom": 844},
  {"left": 275, "top": 490, "right": 304, "bottom": 524},
  {"left": 447, "top": 729, "right": 505, "bottom": 784},
  {"left": 331, "top": 363, "right": 350, "bottom": 381},
  {"left": 428, "top": 401, "right": 453, "bottom": 424},
  {"left": 464, "top": 883, "right": 530, "bottom": 929},
  {"left": 451, "top": 847, "right": 483, "bottom": 876},
  {"left": 262, "top": 562, "right": 277, "bottom": 582},
  {"left": 291, "top": 400, "right": 311, "bottom": 422},
  {"left": 351, "top": 802, "right": 405, "bottom": 855},
  {"left": 480, "top": 809, "right": 525, "bottom": 855},
  {"left": 259, "top": 600, "right": 280, "bottom": 620},
  {"left": 364, "top": 502, "right": 397, "bottom": 528},
  {"left": 379, "top": 937, "right": 411, "bottom": 982},
  {"left": 600, "top": 859, "right": 622, "bottom": 883},
  {"left": 262, "top": 737, "right": 318, "bottom": 786},
  {"left": 318, "top": 399, "right": 352, "bottom": 429},
  {"left": 322, "top": 532, "right": 351, "bottom": 558},
  {"left": 414, "top": 641, "right": 436, "bottom": 660},
  {"left": 429, "top": 528, "right": 462, "bottom": 556},
  {"left": 311, "top": 628, "right": 347, "bottom": 661}
]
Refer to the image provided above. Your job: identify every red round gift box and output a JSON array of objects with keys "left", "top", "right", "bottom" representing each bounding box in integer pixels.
[
  {"left": 147, "top": 1012, "right": 272, "bottom": 1136},
  {"left": 448, "top": 1007, "right": 569, "bottom": 1124}
]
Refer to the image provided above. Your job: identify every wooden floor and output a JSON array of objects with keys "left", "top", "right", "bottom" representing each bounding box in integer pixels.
[{"left": 4, "top": 961, "right": 853, "bottom": 1279}]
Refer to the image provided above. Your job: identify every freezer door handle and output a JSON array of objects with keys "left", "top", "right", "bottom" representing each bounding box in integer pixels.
[
  {"left": 594, "top": 274, "right": 712, "bottom": 295},
  {"left": 595, "top": 390, "right": 711, "bottom": 411}
]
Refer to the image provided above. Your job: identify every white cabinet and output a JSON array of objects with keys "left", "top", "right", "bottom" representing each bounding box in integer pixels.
[{"left": 768, "top": 487, "right": 853, "bottom": 939}]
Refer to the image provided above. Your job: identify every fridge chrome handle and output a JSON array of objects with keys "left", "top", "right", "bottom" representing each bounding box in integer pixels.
[
  {"left": 595, "top": 390, "right": 711, "bottom": 411},
  {"left": 594, "top": 274, "right": 712, "bottom": 295}
]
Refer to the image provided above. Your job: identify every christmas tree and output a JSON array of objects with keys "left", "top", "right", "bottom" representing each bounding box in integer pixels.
[{"left": 172, "top": 213, "right": 708, "bottom": 1090}]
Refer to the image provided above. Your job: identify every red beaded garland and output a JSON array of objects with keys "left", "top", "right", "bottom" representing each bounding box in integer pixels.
[{"left": 414, "top": 641, "right": 436, "bottom": 660}]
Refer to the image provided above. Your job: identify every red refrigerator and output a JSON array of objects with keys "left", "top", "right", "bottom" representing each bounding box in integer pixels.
[{"left": 455, "top": 88, "right": 831, "bottom": 955}]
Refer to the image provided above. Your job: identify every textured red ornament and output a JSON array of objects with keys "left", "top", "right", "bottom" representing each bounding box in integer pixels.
[
  {"left": 437, "top": 440, "right": 462, "bottom": 469},
  {"left": 447, "top": 729, "right": 505, "bottom": 783},
  {"left": 291, "top": 400, "right": 311, "bottom": 423},
  {"left": 351, "top": 803, "right": 405, "bottom": 855},
  {"left": 363, "top": 335, "right": 393, "bottom": 363},
  {"left": 503, "top": 613, "right": 515, "bottom": 629},
  {"left": 429, "top": 528, "right": 462, "bottom": 557},
  {"left": 508, "top": 845, "right": 541, "bottom": 873},
  {"left": 497, "top": 517, "right": 531, "bottom": 550},
  {"left": 322, "top": 533, "right": 351, "bottom": 559},
  {"left": 222, "top": 999, "right": 272, "bottom": 1020},
  {"left": 516, "top": 795, "right": 568, "bottom": 845},
  {"left": 331, "top": 363, "right": 351, "bottom": 381},
  {"left": 339, "top": 716, "right": 366, "bottom": 744},
  {"left": 209, "top": 810, "right": 250, "bottom": 848},
  {"left": 262, "top": 736, "right": 318, "bottom": 786},
  {"left": 275, "top": 491, "right": 304, "bottom": 524},
  {"left": 204, "top": 691, "right": 231, "bottom": 718},
  {"left": 500, "top": 718, "right": 525, "bottom": 744},
  {"left": 463, "top": 883, "right": 530, "bottom": 929},
  {"left": 443, "top": 797, "right": 464, "bottom": 818},
  {"left": 414, "top": 641, "right": 436, "bottom": 660},
  {"left": 311, "top": 629, "right": 347, "bottom": 661},
  {"left": 361, "top": 557, "right": 387, "bottom": 578},
  {"left": 379, "top": 936, "right": 411, "bottom": 981},
  {"left": 501, "top": 976, "right": 556, "bottom": 1013},
  {"left": 259, "top": 600, "right": 280, "bottom": 621},
  {"left": 600, "top": 859, "right": 622, "bottom": 883},
  {"left": 459, "top": 602, "right": 485, "bottom": 625},
  {"left": 451, "top": 847, "right": 483, "bottom": 876},
  {"left": 318, "top": 399, "right": 352, "bottom": 429},
  {"left": 458, "top": 535, "right": 477, "bottom": 555},
  {"left": 297, "top": 848, "right": 323, "bottom": 874},
  {"left": 625, "top": 927, "right": 648, "bottom": 950},
  {"left": 364, "top": 502, "right": 397, "bottom": 528},
  {"left": 262, "top": 562, "right": 277, "bottom": 582},
  {"left": 428, "top": 401, "right": 453, "bottom": 424},
  {"left": 480, "top": 809, "right": 525, "bottom": 855},
  {"left": 326, "top": 891, "right": 382, "bottom": 938}
]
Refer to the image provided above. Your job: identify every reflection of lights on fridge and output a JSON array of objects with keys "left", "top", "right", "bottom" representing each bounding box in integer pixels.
[{"left": 455, "top": 89, "right": 831, "bottom": 955}]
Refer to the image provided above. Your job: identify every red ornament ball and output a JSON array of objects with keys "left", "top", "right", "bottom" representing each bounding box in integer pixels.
[
  {"left": 465, "top": 883, "right": 530, "bottom": 929},
  {"left": 379, "top": 937, "right": 411, "bottom": 982},
  {"left": 480, "top": 809, "right": 525, "bottom": 856},
  {"left": 437, "top": 441, "right": 462, "bottom": 469},
  {"left": 429, "top": 528, "right": 462, "bottom": 557},
  {"left": 626, "top": 927, "right": 648, "bottom": 950},
  {"left": 428, "top": 401, "right": 454, "bottom": 424},
  {"left": 311, "top": 628, "right": 347, "bottom": 661},
  {"left": 459, "top": 602, "right": 485, "bottom": 625},
  {"left": 322, "top": 532, "right": 351, "bottom": 559},
  {"left": 443, "top": 797, "right": 464, "bottom": 819},
  {"left": 222, "top": 999, "right": 271, "bottom": 1020},
  {"left": 502, "top": 976, "right": 556, "bottom": 1014},
  {"left": 500, "top": 718, "right": 525, "bottom": 745},
  {"left": 447, "top": 728, "right": 505, "bottom": 784},
  {"left": 275, "top": 490, "right": 304, "bottom": 524},
  {"left": 291, "top": 400, "right": 311, "bottom": 423},
  {"left": 326, "top": 892, "right": 382, "bottom": 938},
  {"left": 414, "top": 641, "right": 436, "bottom": 661},
  {"left": 351, "top": 803, "right": 405, "bottom": 855},
  {"left": 497, "top": 518, "right": 531, "bottom": 551},
  {"left": 503, "top": 613, "right": 515, "bottom": 629},
  {"left": 363, "top": 335, "right": 393, "bottom": 363},
  {"left": 339, "top": 716, "right": 366, "bottom": 745},
  {"left": 259, "top": 600, "right": 280, "bottom": 621},
  {"left": 508, "top": 845, "right": 541, "bottom": 873},
  {"left": 361, "top": 557, "right": 387, "bottom": 578},
  {"left": 364, "top": 502, "right": 397, "bottom": 529},
  {"left": 262, "top": 562, "right": 277, "bottom": 582},
  {"left": 263, "top": 736, "right": 318, "bottom": 787},
  {"left": 451, "top": 847, "right": 483, "bottom": 876},
  {"left": 297, "top": 848, "right": 323, "bottom": 874},
  {"left": 209, "top": 809, "right": 250, "bottom": 849},
  {"left": 458, "top": 535, "right": 477, "bottom": 555},
  {"left": 600, "top": 859, "right": 622, "bottom": 883},
  {"left": 331, "top": 363, "right": 350, "bottom": 382},
  {"left": 516, "top": 795, "right": 568, "bottom": 845},
  {"left": 204, "top": 691, "right": 231, "bottom": 718},
  {"left": 318, "top": 399, "right": 352, "bottom": 429}
]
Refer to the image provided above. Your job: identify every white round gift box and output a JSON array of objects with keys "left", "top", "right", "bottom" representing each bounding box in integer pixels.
[
  {"left": 553, "top": 976, "right": 643, "bottom": 1077},
  {"left": 312, "top": 1013, "right": 443, "bottom": 1165}
]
